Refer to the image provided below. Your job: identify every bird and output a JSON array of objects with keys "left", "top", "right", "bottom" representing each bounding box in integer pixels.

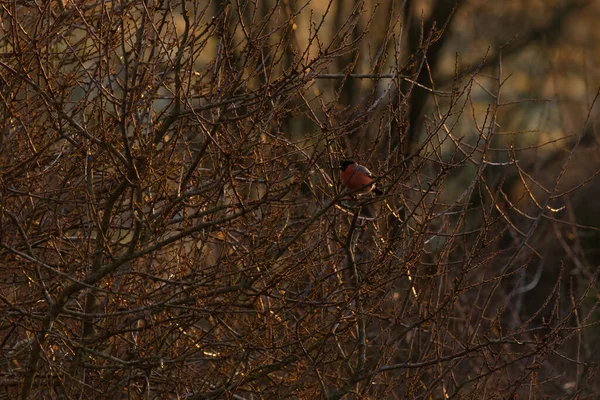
[{"left": 340, "top": 160, "right": 383, "bottom": 195}]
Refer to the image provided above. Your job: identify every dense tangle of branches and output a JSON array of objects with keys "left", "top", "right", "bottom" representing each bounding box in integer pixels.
[{"left": 0, "top": 0, "right": 598, "bottom": 398}]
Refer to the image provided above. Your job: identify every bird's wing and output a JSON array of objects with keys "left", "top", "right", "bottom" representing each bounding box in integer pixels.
[{"left": 356, "top": 164, "right": 374, "bottom": 177}]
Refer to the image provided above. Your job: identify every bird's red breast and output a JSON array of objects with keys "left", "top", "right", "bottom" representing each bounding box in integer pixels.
[{"left": 340, "top": 161, "right": 377, "bottom": 194}]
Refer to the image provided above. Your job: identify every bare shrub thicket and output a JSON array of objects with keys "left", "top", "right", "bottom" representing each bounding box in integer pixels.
[{"left": 1, "top": 0, "right": 598, "bottom": 398}]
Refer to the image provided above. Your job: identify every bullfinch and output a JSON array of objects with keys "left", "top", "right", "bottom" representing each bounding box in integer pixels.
[{"left": 340, "top": 160, "right": 383, "bottom": 195}]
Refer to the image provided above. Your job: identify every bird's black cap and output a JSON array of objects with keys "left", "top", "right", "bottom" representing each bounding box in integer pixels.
[{"left": 340, "top": 160, "right": 356, "bottom": 170}]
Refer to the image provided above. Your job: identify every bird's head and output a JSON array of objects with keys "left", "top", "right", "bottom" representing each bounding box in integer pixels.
[{"left": 340, "top": 160, "right": 356, "bottom": 171}]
